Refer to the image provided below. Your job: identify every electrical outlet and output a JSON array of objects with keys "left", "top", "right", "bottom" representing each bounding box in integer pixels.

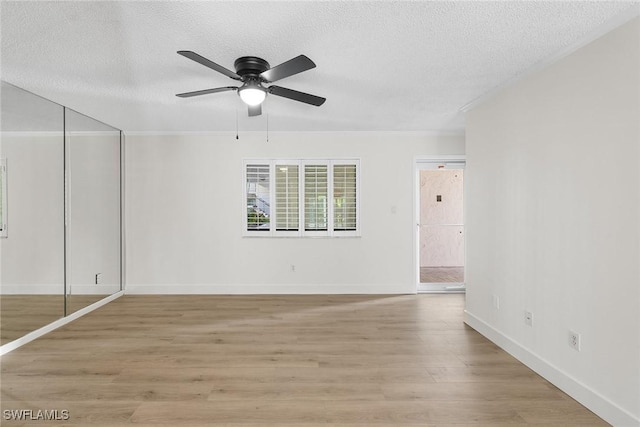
[
  {"left": 290, "top": 264, "right": 296, "bottom": 272},
  {"left": 525, "top": 311, "right": 533, "bottom": 326},
  {"left": 95, "top": 273, "right": 102, "bottom": 285},
  {"left": 492, "top": 295, "right": 500, "bottom": 310},
  {"left": 569, "top": 331, "right": 581, "bottom": 351}
]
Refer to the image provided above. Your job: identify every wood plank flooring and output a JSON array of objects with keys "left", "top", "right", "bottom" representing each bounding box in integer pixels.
[
  {"left": 1, "top": 295, "right": 111, "bottom": 344},
  {"left": 420, "top": 267, "right": 464, "bottom": 283},
  {"left": 0, "top": 294, "right": 608, "bottom": 426},
  {"left": 0, "top": 295, "right": 64, "bottom": 345}
]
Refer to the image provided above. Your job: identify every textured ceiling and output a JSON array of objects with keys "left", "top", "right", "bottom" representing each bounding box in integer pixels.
[{"left": 1, "top": 1, "right": 637, "bottom": 133}]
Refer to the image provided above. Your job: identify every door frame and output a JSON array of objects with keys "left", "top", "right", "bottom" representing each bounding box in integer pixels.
[{"left": 413, "top": 155, "right": 466, "bottom": 293}]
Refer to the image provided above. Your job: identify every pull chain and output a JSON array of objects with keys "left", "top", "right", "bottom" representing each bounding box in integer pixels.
[{"left": 235, "top": 107, "right": 239, "bottom": 140}]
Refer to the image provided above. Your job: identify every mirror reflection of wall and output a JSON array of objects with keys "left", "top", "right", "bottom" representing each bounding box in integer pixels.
[
  {"left": 65, "top": 109, "right": 122, "bottom": 315},
  {"left": 0, "top": 82, "right": 65, "bottom": 344},
  {"left": 0, "top": 81, "right": 123, "bottom": 346}
]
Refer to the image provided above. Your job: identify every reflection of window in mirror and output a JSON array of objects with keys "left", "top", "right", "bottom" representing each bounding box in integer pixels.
[{"left": 1, "top": 159, "right": 7, "bottom": 237}]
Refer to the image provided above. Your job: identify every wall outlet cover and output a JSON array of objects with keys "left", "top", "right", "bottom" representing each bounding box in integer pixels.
[
  {"left": 569, "top": 331, "right": 581, "bottom": 351},
  {"left": 525, "top": 311, "right": 533, "bottom": 326}
]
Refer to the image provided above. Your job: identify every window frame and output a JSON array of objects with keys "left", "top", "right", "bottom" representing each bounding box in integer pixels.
[
  {"left": 330, "top": 160, "right": 359, "bottom": 235},
  {"left": 245, "top": 163, "right": 272, "bottom": 233},
  {"left": 243, "top": 158, "right": 360, "bottom": 238}
]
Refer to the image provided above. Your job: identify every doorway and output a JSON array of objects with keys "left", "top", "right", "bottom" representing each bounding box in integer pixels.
[{"left": 415, "top": 158, "right": 465, "bottom": 293}]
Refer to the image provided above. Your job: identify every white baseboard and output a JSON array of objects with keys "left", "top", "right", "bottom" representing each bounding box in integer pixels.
[
  {"left": 0, "top": 291, "right": 124, "bottom": 356},
  {"left": 464, "top": 310, "right": 640, "bottom": 427},
  {"left": 1, "top": 283, "right": 62, "bottom": 294},
  {"left": 124, "top": 283, "right": 416, "bottom": 295}
]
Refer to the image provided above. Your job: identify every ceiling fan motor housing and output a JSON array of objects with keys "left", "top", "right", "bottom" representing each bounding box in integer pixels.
[{"left": 234, "top": 56, "right": 270, "bottom": 78}]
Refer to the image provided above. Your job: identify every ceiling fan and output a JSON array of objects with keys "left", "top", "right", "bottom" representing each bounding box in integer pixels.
[{"left": 176, "top": 51, "right": 326, "bottom": 117}]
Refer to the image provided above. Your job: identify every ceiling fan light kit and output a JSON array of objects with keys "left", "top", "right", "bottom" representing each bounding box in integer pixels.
[
  {"left": 176, "top": 51, "right": 325, "bottom": 117},
  {"left": 238, "top": 85, "right": 266, "bottom": 106}
]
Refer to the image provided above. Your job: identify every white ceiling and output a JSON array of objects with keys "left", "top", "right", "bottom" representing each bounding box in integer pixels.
[{"left": 1, "top": 1, "right": 637, "bottom": 134}]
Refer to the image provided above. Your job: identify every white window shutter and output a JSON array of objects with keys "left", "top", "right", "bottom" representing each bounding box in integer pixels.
[
  {"left": 275, "top": 164, "right": 299, "bottom": 232},
  {"left": 243, "top": 159, "right": 359, "bottom": 237},
  {"left": 304, "top": 164, "right": 328, "bottom": 232},
  {"left": 333, "top": 163, "right": 357, "bottom": 232}
]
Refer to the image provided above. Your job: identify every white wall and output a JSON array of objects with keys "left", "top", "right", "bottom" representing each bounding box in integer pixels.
[
  {"left": 0, "top": 133, "right": 121, "bottom": 295},
  {"left": 465, "top": 17, "right": 639, "bottom": 426},
  {"left": 67, "top": 133, "right": 121, "bottom": 295},
  {"left": 125, "top": 131, "right": 464, "bottom": 294},
  {"left": 0, "top": 135, "right": 65, "bottom": 293}
]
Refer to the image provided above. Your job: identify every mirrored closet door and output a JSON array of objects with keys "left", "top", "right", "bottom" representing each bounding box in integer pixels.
[
  {"left": 65, "top": 109, "right": 122, "bottom": 315},
  {"left": 0, "top": 82, "right": 65, "bottom": 344},
  {"left": 0, "top": 81, "right": 123, "bottom": 346}
]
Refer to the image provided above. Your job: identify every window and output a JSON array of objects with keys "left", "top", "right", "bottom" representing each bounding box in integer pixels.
[
  {"left": 275, "top": 164, "right": 299, "bottom": 232},
  {"left": 244, "top": 159, "right": 359, "bottom": 237},
  {"left": 304, "top": 164, "right": 328, "bottom": 232},
  {"left": 333, "top": 163, "right": 357, "bottom": 231},
  {"left": 0, "top": 159, "right": 6, "bottom": 238},
  {"left": 245, "top": 164, "right": 270, "bottom": 231}
]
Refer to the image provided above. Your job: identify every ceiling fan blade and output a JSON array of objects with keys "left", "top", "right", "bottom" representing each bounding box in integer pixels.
[
  {"left": 176, "top": 86, "right": 238, "bottom": 98},
  {"left": 248, "top": 104, "right": 262, "bottom": 117},
  {"left": 268, "top": 85, "right": 326, "bottom": 106},
  {"left": 177, "top": 51, "right": 242, "bottom": 81},
  {"left": 260, "top": 55, "right": 316, "bottom": 83}
]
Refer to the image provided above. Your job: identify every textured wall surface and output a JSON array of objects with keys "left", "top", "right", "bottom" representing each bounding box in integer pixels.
[{"left": 420, "top": 169, "right": 464, "bottom": 267}]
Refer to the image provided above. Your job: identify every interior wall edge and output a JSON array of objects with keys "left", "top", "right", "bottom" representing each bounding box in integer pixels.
[
  {"left": 464, "top": 16, "right": 639, "bottom": 424},
  {"left": 464, "top": 310, "right": 640, "bottom": 427}
]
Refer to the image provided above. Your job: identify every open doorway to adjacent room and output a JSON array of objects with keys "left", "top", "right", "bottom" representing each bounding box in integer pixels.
[{"left": 415, "top": 158, "right": 465, "bottom": 293}]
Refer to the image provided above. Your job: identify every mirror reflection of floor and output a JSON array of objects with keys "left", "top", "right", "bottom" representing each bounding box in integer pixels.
[
  {"left": 66, "top": 295, "right": 109, "bottom": 315},
  {"left": 0, "top": 295, "right": 107, "bottom": 345},
  {"left": 420, "top": 266, "right": 464, "bottom": 283}
]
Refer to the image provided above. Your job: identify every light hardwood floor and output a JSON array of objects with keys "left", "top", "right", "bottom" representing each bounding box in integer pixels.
[
  {"left": 1, "top": 295, "right": 111, "bottom": 344},
  {"left": 420, "top": 267, "right": 464, "bottom": 283},
  {"left": 0, "top": 294, "right": 608, "bottom": 426},
  {"left": 0, "top": 295, "right": 64, "bottom": 345}
]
